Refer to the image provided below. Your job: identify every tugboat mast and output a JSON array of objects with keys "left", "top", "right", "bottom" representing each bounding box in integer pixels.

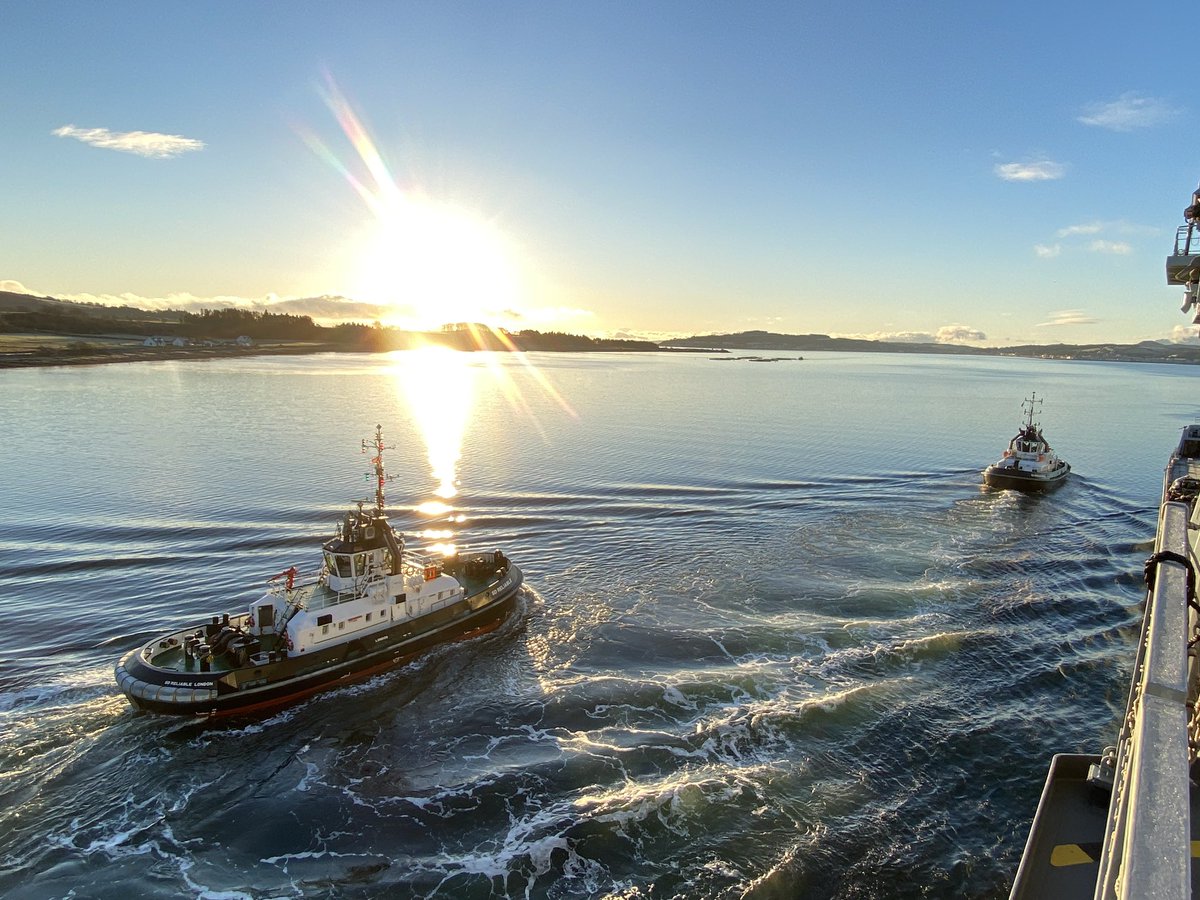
[
  {"left": 362, "top": 424, "right": 395, "bottom": 514},
  {"left": 1023, "top": 393, "right": 1042, "bottom": 432}
]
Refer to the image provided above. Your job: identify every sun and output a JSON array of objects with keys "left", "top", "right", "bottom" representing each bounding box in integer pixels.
[
  {"left": 303, "top": 75, "right": 524, "bottom": 331},
  {"left": 352, "top": 194, "right": 521, "bottom": 330}
]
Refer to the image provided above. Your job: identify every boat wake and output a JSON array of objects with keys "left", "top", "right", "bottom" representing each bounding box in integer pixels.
[{"left": 0, "top": 464, "right": 1154, "bottom": 898}]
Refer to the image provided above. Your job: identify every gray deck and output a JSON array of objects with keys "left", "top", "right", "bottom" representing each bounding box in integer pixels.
[
  {"left": 1011, "top": 753, "right": 1200, "bottom": 899},
  {"left": 1010, "top": 755, "right": 1109, "bottom": 899}
]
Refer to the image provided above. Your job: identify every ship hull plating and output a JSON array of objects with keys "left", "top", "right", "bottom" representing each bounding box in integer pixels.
[{"left": 982, "top": 464, "right": 1070, "bottom": 493}]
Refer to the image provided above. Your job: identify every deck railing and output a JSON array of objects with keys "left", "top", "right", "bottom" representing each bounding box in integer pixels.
[
  {"left": 265, "top": 551, "right": 447, "bottom": 612},
  {"left": 1175, "top": 225, "right": 1198, "bottom": 257},
  {"left": 1092, "top": 499, "right": 1194, "bottom": 900}
]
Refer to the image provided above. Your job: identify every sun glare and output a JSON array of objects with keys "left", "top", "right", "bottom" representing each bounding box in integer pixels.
[
  {"left": 306, "top": 73, "right": 523, "bottom": 330},
  {"left": 355, "top": 197, "right": 520, "bottom": 329},
  {"left": 308, "top": 75, "right": 584, "bottom": 556}
]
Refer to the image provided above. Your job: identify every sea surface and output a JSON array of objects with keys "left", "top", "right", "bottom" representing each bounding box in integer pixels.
[{"left": 0, "top": 349, "right": 1193, "bottom": 899}]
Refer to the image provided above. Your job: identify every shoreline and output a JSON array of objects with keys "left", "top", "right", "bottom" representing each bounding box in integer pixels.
[
  {"left": 2, "top": 335, "right": 1198, "bottom": 370},
  {"left": 0, "top": 341, "right": 342, "bottom": 370},
  {"left": 0, "top": 341, "right": 703, "bottom": 370}
]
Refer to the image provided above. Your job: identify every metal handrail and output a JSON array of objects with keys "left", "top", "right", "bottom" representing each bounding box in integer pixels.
[
  {"left": 1092, "top": 501, "right": 1193, "bottom": 900},
  {"left": 1174, "top": 225, "right": 1197, "bottom": 257}
]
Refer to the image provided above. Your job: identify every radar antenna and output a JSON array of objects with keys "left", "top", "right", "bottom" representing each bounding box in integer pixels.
[
  {"left": 1023, "top": 393, "right": 1043, "bottom": 430},
  {"left": 362, "top": 424, "right": 396, "bottom": 514}
]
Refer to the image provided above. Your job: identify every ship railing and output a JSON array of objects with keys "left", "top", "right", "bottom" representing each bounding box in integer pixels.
[
  {"left": 1175, "top": 224, "right": 1199, "bottom": 257},
  {"left": 265, "top": 567, "right": 364, "bottom": 613},
  {"left": 1091, "top": 498, "right": 1194, "bottom": 900},
  {"left": 400, "top": 550, "right": 444, "bottom": 578},
  {"left": 264, "top": 567, "right": 324, "bottom": 601}
]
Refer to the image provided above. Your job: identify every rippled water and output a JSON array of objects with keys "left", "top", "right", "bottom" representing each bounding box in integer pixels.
[{"left": 0, "top": 350, "right": 1192, "bottom": 898}]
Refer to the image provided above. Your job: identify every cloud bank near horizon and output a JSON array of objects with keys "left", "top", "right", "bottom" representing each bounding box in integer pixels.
[
  {"left": 53, "top": 125, "right": 205, "bottom": 158},
  {"left": 833, "top": 323, "right": 986, "bottom": 345},
  {"left": 1169, "top": 325, "right": 1200, "bottom": 345}
]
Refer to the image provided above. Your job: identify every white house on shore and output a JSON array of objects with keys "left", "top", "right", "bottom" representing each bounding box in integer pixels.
[{"left": 143, "top": 335, "right": 253, "bottom": 348}]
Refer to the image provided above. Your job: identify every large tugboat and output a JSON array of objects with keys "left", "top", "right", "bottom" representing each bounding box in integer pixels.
[
  {"left": 982, "top": 394, "right": 1070, "bottom": 492},
  {"left": 114, "top": 426, "right": 523, "bottom": 717}
]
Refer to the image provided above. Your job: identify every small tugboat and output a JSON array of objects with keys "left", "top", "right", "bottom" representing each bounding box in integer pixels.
[
  {"left": 115, "top": 426, "right": 523, "bottom": 717},
  {"left": 982, "top": 394, "right": 1070, "bottom": 492}
]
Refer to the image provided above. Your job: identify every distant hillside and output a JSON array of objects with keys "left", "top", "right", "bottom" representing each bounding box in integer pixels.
[
  {"left": 5, "top": 294, "right": 1200, "bottom": 364},
  {"left": 663, "top": 330, "right": 978, "bottom": 354},
  {"left": 0, "top": 290, "right": 182, "bottom": 324},
  {"left": 0, "top": 292, "right": 658, "bottom": 354},
  {"left": 662, "top": 330, "right": 1200, "bottom": 364}
]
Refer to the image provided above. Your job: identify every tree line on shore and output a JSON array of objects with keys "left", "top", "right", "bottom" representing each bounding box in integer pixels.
[{"left": 0, "top": 304, "right": 660, "bottom": 353}]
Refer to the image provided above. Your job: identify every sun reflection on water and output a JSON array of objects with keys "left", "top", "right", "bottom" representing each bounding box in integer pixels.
[{"left": 391, "top": 345, "right": 480, "bottom": 555}]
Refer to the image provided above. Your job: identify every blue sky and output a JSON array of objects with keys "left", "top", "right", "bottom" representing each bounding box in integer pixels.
[{"left": 2, "top": 2, "right": 1196, "bottom": 345}]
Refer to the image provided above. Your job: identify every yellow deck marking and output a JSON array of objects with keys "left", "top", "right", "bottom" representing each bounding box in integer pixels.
[
  {"left": 1050, "top": 844, "right": 1097, "bottom": 867},
  {"left": 1051, "top": 841, "right": 1200, "bottom": 867}
]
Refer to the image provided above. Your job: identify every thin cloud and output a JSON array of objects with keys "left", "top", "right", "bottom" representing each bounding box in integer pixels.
[
  {"left": 1056, "top": 223, "right": 1103, "bottom": 237},
  {"left": 1078, "top": 92, "right": 1181, "bottom": 131},
  {"left": 1040, "top": 221, "right": 1152, "bottom": 258},
  {"left": 53, "top": 124, "right": 205, "bottom": 158},
  {"left": 612, "top": 328, "right": 690, "bottom": 342},
  {"left": 518, "top": 306, "right": 595, "bottom": 326},
  {"left": 995, "top": 159, "right": 1065, "bottom": 182},
  {"left": 1036, "top": 309, "right": 1099, "bottom": 327},
  {"left": 1058, "top": 220, "right": 1156, "bottom": 238}
]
